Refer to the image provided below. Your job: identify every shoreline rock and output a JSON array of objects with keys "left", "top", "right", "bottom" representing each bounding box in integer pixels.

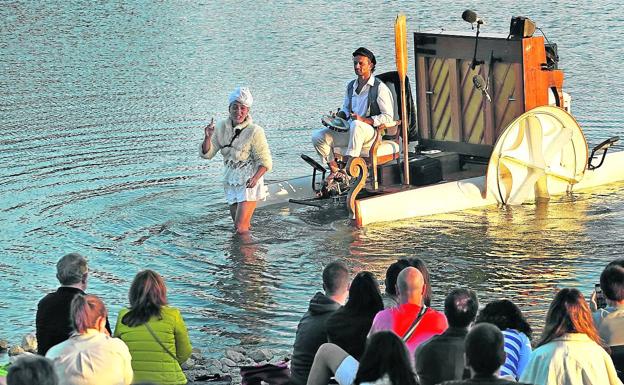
[
  {"left": 185, "top": 347, "right": 291, "bottom": 385},
  {"left": 2, "top": 334, "right": 291, "bottom": 385}
]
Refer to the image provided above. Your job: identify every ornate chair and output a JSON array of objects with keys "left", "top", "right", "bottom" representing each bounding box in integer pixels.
[{"left": 339, "top": 71, "right": 417, "bottom": 190}]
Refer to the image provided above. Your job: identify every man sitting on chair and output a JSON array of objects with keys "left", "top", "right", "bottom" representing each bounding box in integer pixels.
[{"left": 312, "top": 47, "right": 395, "bottom": 179}]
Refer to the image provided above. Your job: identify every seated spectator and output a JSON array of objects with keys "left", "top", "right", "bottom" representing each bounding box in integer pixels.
[
  {"left": 439, "top": 323, "right": 531, "bottom": 385},
  {"left": 326, "top": 271, "right": 384, "bottom": 360},
  {"left": 290, "top": 261, "right": 350, "bottom": 385},
  {"left": 114, "top": 270, "right": 192, "bottom": 385},
  {"left": 415, "top": 288, "right": 478, "bottom": 385},
  {"left": 7, "top": 355, "right": 58, "bottom": 385},
  {"left": 475, "top": 299, "right": 533, "bottom": 380},
  {"left": 36, "top": 253, "right": 111, "bottom": 355},
  {"left": 369, "top": 267, "right": 447, "bottom": 360},
  {"left": 382, "top": 260, "right": 409, "bottom": 308},
  {"left": 404, "top": 257, "right": 432, "bottom": 307},
  {"left": 46, "top": 294, "right": 133, "bottom": 385},
  {"left": 307, "top": 331, "right": 417, "bottom": 385},
  {"left": 593, "top": 259, "right": 624, "bottom": 346},
  {"left": 520, "top": 288, "right": 621, "bottom": 385},
  {"left": 307, "top": 267, "right": 447, "bottom": 385},
  {"left": 594, "top": 259, "right": 624, "bottom": 381}
]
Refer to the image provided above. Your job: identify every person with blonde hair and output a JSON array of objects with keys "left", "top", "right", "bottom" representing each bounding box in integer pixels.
[
  {"left": 520, "top": 288, "right": 621, "bottom": 385},
  {"left": 200, "top": 86, "right": 272, "bottom": 234},
  {"left": 114, "top": 270, "right": 192, "bottom": 385},
  {"left": 45, "top": 294, "right": 133, "bottom": 385}
]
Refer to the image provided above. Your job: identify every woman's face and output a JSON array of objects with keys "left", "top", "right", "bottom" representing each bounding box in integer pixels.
[{"left": 229, "top": 101, "right": 249, "bottom": 125}]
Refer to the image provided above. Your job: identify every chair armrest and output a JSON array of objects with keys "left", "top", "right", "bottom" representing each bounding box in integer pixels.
[{"left": 377, "top": 120, "right": 401, "bottom": 138}]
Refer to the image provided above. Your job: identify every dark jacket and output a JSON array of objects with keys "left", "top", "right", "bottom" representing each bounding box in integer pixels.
[
  {"left": 440, "top": 374, "right": 532, "bottom": 385},
  {"left": 415, "top": 327, "right": 470, "bottom": 385},
  {"left": 290, "top": 292, "right": 341, "bottom": 385},
  {"left": 326, "top": 307, "right": 377, "bottom": 360},
  {"left": 36, "top": 286, "right": 111, "bottom": 355}
]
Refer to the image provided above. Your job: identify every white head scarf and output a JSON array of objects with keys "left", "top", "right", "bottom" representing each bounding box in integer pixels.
[{"left": 228, "top": 87, "right": 253, "bottom": 108}]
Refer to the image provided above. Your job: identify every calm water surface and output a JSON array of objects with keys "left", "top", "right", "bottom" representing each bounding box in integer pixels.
[{"left": 1, "top": 1, "right": 623, "bottom": 358}]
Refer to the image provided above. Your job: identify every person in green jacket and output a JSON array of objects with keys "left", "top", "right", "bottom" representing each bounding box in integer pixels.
[{"left": 114, "top": 270, "right": 192, "bottom": 385}]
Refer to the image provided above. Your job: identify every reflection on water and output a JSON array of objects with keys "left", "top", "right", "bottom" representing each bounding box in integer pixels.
[{"left": 1, "top": 1, "right": 623, "bottom": 358}]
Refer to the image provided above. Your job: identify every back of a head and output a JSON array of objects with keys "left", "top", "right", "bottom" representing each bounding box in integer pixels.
[
  {"left": 465, "top": 323, "right": 506, "bottom": 376},
  {"left": 123, "top": 269, "right": 168, "bottom": 327},
  {"left": 354, "top": 331, "right": 417, "bottom": 385},
  {"left": 345, "top": 271, "right": 383, "bottom": 315},
  {"left": 475, "top": 299, "right": 532, "bottom": 338},
  {"left": 538, "top": 287, "right": 601, "bottom": 348},
  {"left": 601, "top": 261, "right": 624, "bottom": 302},
  {"left": 322, "top": 261, "right": 349, "bottom": 296},
  {"left": 71, "top": 294, "right": 107, "bottom": 333},
  {"left": 405, "top": 258, "right": 432, "bottom": 307},
  {"left": 385, "top": 259, "right": 410, "bottom": 296},
  {"left": 397, "top": 267, "right": 424, "bottom": 304},
  {"left": 444, "top": 288, "right": 478, "bottom": 328},
  {"left": 56, "top": 253, "right": 87, "bottom": 286},
  {"left": 7, "top": 355, "right": 58, "bottom": 385}
]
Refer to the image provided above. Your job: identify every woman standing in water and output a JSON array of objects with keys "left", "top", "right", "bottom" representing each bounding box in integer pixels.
[{"left": 201, "top": 87, "right": 272, "bottom": 234}]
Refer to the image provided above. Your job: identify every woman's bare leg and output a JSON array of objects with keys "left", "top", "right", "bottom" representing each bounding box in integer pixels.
[
  {"left": 307, "top": 343, "right": 349, "bottom": 385},
  {"left": 235, "top": 201, "right": 257, "bottom": 233}
]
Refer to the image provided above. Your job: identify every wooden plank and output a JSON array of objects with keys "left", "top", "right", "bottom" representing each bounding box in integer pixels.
[
  {"left": 448, "top": 59, "right": 463, "bottom": 142},
  {"left": 416, "top": 56, "right": 430, "bottom": 139}
]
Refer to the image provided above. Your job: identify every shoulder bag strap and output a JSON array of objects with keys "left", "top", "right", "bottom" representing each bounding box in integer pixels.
[
  {"left": 402, "top": 305, "right": 428, "bottom": 343},
  {"left": 144, "top": 322, "right": 178, "bottom": 361}
]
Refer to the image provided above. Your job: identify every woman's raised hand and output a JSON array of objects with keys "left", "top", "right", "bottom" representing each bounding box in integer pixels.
[{"left": 204, "top": 118, "right": 215, "bottom": 137}]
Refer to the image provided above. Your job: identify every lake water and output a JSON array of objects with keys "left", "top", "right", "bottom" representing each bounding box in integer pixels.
[{"left": 1, "top": 1, "right": 623, "bottom": 358}]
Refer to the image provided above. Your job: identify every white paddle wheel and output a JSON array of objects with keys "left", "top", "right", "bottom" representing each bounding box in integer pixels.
[{"left": 486, "top": 106, "right": 588, "bottom": 205}]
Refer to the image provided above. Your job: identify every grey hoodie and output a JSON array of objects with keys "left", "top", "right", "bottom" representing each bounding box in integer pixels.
[{"left": 289, "top": 292, "right": 341, "bottom": 385}]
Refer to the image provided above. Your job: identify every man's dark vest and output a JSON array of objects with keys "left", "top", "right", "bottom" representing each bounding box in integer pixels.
[{"left": 347, "top": 77, "right": 381, "bottom": 118}]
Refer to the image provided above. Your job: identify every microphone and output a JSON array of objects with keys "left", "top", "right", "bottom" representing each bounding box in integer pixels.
[
  {"left": 462, "top": 10, "right": 485, "bottom": 25},
  {"left": 473, "top": 75, "right": 491, "bottom": 102}
]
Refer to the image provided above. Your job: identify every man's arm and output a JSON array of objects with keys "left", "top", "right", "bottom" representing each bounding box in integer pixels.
[{"left": 371, "top": 83, "right": 394, "bottom": 127}]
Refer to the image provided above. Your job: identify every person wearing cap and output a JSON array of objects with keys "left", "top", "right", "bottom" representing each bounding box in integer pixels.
[
  {"left": 312, "top": 47, "right": 394, "bottom": 178},
  {"left": 200, "top": 87, "right": 272, "bottom": 233}
]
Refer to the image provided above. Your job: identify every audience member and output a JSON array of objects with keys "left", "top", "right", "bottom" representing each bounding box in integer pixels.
[
  {"left": 475, "top": 299, "right": 533, "bottom": 380},
  {"left": 326, "top": 271, "right": 384, "bottom": 360},
  {"left": 415, "top": 288, "right": 478, "bottom": 385},
  {"left": 369, "top": 267, "right": 447, "bottom": 359},
  {"left": 382, "top": 260, "right": 409, "bottom": 308},
  {"left": 439, "top": 323, "right": 530, "bottom": 385},
  {"left": 520, "top": 288, "right": 621, "bottom": 385},
  {"left": 307, "top": 267, "right": 447, "bottom": 385},
  {"left": 290, "top": 261, "right": 350, "bottom": 385},
  {"left": 594, "top": 259, "right": 624, "bottom": 381},
  {"left": 36, "top": 253, "right": 111, "bottom": 355},
  {"left": 307, "top": 331, "right": 417, "bottom": 385},
  {"left": 382, "top": 258, "right": 431, "bottom": 309},
  {"left": 7, "top": 355, "right": 58, "bottom": 385},
  {"left": 46, "top": 294, "right": 133, "bottom": 385},
  {"left": 404, "top": 258, "right": 432, "bottom": 307},
  {"left": 593, "top": 259, "right": 624, "bottom": 346},
  {"left": 114, "top": 270, "right": 192, "bottom": 385}
]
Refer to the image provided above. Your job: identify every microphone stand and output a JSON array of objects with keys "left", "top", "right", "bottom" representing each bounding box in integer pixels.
[{"left": 471, "top": 21, "right": 484, "bottom": 70}]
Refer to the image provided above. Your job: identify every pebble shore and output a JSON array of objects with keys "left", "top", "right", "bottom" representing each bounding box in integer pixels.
[{"left": 0, "top": 333, "right": 292, "bottom": 385}]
